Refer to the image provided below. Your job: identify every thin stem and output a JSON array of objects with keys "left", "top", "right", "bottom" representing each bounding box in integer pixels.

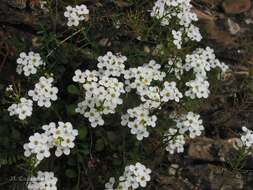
[
  {"left": 89, "top": 128, "right": 93, "bottom": 159},
  {"left": 46, "top": 27, "right": 85, "bottom": 58}
]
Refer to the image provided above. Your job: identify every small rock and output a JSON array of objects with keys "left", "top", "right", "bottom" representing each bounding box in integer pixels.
[
  {"left": 168, "top": 164, "right": 180, "bottom": 176},
  {"left": 227, "top": 18, "right": 240, "bottom": 35},
  {"left": 202, "top": 0, "right": 223, "bottom": 7},
  {"left": 222, "top": 0, "right": 252, "bottom": 14},
  {"left": 187, "top": 137, "right": 239, "bottom": 162},
  {"left": 185, "top": 164, "right": 244, "bottom": 190},
  {"left": 98, "top": 38, "right": 111, "bottom": 47},
  {"left": 193, "top": 7, "right": 215, "bottom": 21},
  {"left": 114, "top": 0, "right": 132, "bottom": 8},
  {"left": 29, "top": 0, "right": 44, "bottom": 10},
  {"left": 158, "top": 176, "right": 196, "bottom": 190},
  {"left": 199, "top": 17, "right": 237, "bottom": 46},
  {"left": 144, "top": 46, "right": 151, "bottom": 53}
]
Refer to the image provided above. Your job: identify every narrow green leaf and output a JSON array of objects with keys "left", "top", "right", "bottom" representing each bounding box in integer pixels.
[
  {"left": 65, "top": 169, "right": 77, "bottom": 178},
  {"left": 67, "top": 85, "right": 80, "bottom": 95}
]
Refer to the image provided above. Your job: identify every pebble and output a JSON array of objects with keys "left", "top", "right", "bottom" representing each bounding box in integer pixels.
[
  {"left": 222, "top": 0, "right": 252, "bottom": 14},
  {"left": 227, "top": 18, "right": 240, "bottom": 35}
]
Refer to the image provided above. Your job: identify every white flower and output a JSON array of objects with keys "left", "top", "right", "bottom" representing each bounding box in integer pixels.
[
  {"left": 124, "top": 60, "right": 166, "bottom": 94},
  {"left": 180, "top": 47, "right": 229, "bottom": 99},
  {"left": 164, "top": 128, "right": 185, "bottom": 154},
  {"left": 105, "top": 177, "right": 115, "bottom": 190},
  {"left": 160, "top": 81, "right": 183, "bottom": 102},
  {"left": 84, "top": 70, "right": 99, "bottom": 82},
  {"left": 16, "top": 51, "right": 45, "bottom": 76},
  {"left": 24, "top": 132, "right": 51, "bottom": 161},
  {"left": 172, "top": 30, "right": 182, "bottom": 49},
  {"left": 121, "top": 104, "right": 157, "bottom": 140},
  {"left": 76, "top": 4, "right": 89, "bottom": 15},
  {"left": 185, "top": 77, "right": 210, "bottom": 99},
  {"left": 151, "top": 0, "right": 202, "bottom": 48},
  {"left": 8, "top": 98, "right": 33, "bottom": 120},
  {"left": 28, "top": 76, "right": 58, "bottom": 108},
  {"left": 105, "top": 163, "right": 151, "bottom": 190},
  {"left": 97, "top": 51, "right": 127, "bottom": 77},
  {"left": 186, "top": 24, "right": 202, "bottom": 42},
  {"left": 72, "top": 69, "right": 86, "bottom": 83},
  {"left": 64, "top": 4, "right": 89, "bottom": 27},
  {"left": 27, "top": 171, "right": 58, "bottom": 190},
  {"left": 52, "top": 122, "right": 78, "bottom": 157},
  {"left": 216, "top": 60, "right": 229, "bottom": 74},
  {"left": 184, "top": 47, "right": 228, "bottom": 79},
  {"left": 24, "top": 122, "right": 78, "bottom": 162},
  {"left": 164, "top": 112, "right": 204, "bottom": 154},
  {"left": 167, "top": 57, "right": 184, "bottom": 79},
  {"left": 6, "top": 84, "right": 13, "bottom": 92},
  {"left": 73, "top": 69, "right": 125, "bottom": 128},
  {"left": 181, "top": 112, "right": 204, "bottom": 138},
  {"left": 241, "top": 126, "right": 253, "bottom": 148}
]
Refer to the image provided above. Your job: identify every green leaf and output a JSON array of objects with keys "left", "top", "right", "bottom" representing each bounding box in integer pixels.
[
  {"left": 78, "top": 144, "right": 89, "bottom": 155},
  {"left": 95, "top": 139, "right": 105, "bottom": 152},
  {"left": 67, "top": 158, "right": 77, "bottom": 166},
  {"left": 67, "top": 85, "right": 80, "bottom": 95},
  {"left": 78, "top": 127, "right": 88, "bottom": 140},
  {"left": 65, "top": 169, "right": 77, "bottom": 178},
  {"left": 66, "top": 104, "right": 77, "bottom": 115}
]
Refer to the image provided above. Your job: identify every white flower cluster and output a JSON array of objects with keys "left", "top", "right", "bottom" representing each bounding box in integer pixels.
[
  {"left": 184, "top": 47, "right": 229, "bottom": 99},
  {"left": 27, "top": 171, "right": 57, "bottom": 190},
  {"left": 172, "top": 30, "right": 183, "bottom": 49},
  {"left": 121, "top": 104, "right": 157, "bottom": 140},
  {"left": 168, "top": 57, "right": 184, "bottom": 80},
  {"left": 9, "top": 60, "right": 58, "bottom": 121},
  {"left": 24, "top": 132, "right": 51, "bottom": 161},
  {"left": 16, "top": 52, "right": 45, "bottom": 76},
  {"left": 186, "top": 24, "right": 202, "bottom": 43},
  {"left": 121, "top": 60, "right": 183, "bottom": 140},
  {"left": 73, "top": 69, "right": 125, "bottom": 127},
  {"left": 167, "top": 47, "right": 229, "bottom": 99},
  {"left": 124, "top": 60, "right": 166, "bottom": 93},
  {"left": 151, "top": 0, "right": 202, "bottom": 49},
  {"left": 151, "top": 0, "right": 198, "bottom": 27},
  {"left": 5, "top": 84, "right": 13, "bottom": 92},
  {"left": 121, "top": 81, "right": 182, "bottom": 140},
  {"left": 8, "top": 98, "right": 33, "bottom": 120},
  {"left": 47, "top": 122, "right": 78, "bottom": 157},
  {"left": 241, "top": 126, "right": 253, "bottom": 149},
  {"left": 105, "top": 163, "right": 151, "bottom": 190},
  {"left": 184, "top": 47, "right": 229, "bottom": 78},
  {"left": 163, "top": 128, "right": 185, "bottom": 154},
  {"left": 64, "top": 4, "right": 89, "bottom": 27},
  {"left": 164, "top": 112, "right": 204, "bottom": 154},
  {"left": 28, "top": 77, "right": 58, "bottom": 108},
  {"left": 185, "top": 77, "right": 210, "bottom": 99},
  {"left": 161, "top": 81, "right": 183, "bottom": 102},
  {"left": 138, "top": 81, "right": 182, "bottom": 106},
  {"left": 24, "top": 122, "right": 78, "bottom": 161},
  {"left": 97, "top": 51, "right": 127, "bottom": 77},
  {"left": 139, "top": 86, "right": 161, "bottom": 108}
]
